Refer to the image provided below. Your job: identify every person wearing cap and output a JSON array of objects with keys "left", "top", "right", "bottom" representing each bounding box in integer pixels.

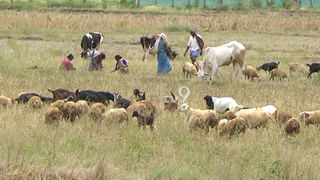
[
  {"left": 112, "top": 55, "right": 129, "bottom": 73},
  {"left": 183, "top": 29, "right": 204, "bottom": 65},
  {"left": 60, "top": 53, "right": 76, "bottom": 71},
  {"left": 154, "top": 33, "right": 172, "bottom": 74},
  {"left": 88, "top": 50, "right": 106, "bottom": 71}
]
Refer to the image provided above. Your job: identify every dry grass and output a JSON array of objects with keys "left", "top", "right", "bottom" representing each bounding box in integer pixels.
[{"left": 1, "top": 9, "right": 320, "bottom": 179}]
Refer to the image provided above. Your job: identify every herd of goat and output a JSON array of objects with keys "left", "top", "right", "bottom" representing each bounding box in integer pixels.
[{"left": 0, "top": 85, "right": 319, "bottom": 137}]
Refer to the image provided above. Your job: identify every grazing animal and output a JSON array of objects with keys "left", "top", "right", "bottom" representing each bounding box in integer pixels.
[
  {"left": 50, "top": 100, "right": 65, "bottom": 111},
  {"left": 240, "top": 111, "right": 273, "bottom": 129},
  {"left": 299, "top": 110, "right": 318, "bottom": 124},
  {"left": 203, "top": 95, "right": 240, "bottom": 113},
  {"left": 75, "top": 89, "right": 114, "bottom": 105},
  {"left": 242, "top": 65, "right": 261, "bottom": 80},
  {"left": 15, "top": 92, "right": 40, "bottom": 103},
  {"left": 183, "top": 62, "right": 197, "bottom": 78},
  {"left": 235, "top": 105, "right": 277, "bottom": 117},
  {"left": 284, "top": 118, "right": 300, "bottom": 135},
  {"left": 0, "top": 95, "right": 13, "bottom": 107},
  {"left": 305, "top": 111, "right": 320, "bottom": 126},
  {"left": 45, "top": 107, "right": 61, "bottom": 125},
  {"left": 75, "top": 100, "right": 90, "bottom": 115},
  {"left": 81, "top": 32, "right": 104, "bottom": 58},
  {"left": 257, "top": 61, "right": 280, "bottom": 72},
  {"left": 132, "top": 110, "right": 155, "bottom": 131},
  {"left": 127, "top": 102, "right": 147, "bottom": 115},
  {"left": 223, "top": 111, "right": 236, "bottom": 120},
  {"left": 62, "top": 101, "right": 78, "bottom": 122},
  {"left": 289, "top": 63, "right": 307, "bottom": 74},
  {"left": 306, "top": 62, "right": 320, "bottom": 79},
  {"left": 164, "top": 91, "right": 179, "bottom": 112},
  {"left": 179, "top": 103, "right": 218, "bottom": 133},
  {"left": 27, "top": 96, "right": 43, "bottom": 109},
  {"left": 89, "top": 103, "right": 107, "bottom": 121},
  {"left": 48, "top": 88, "right": 76, "bottom": 101},
  {"left": 140, "top": 34, "right": 177, "bottom": 61},
  {"left": 218, "top": 117, "right": 247, "bottom": 137},
  {"left": 275, "top": 111, "right": 293, "bottom": 126},
  {"left": 198, "top": 41, "right": 246, "bottom": 83},
  {"left": 133, "top": 88, "right": 146, "bottom": 102},
  {"left": 113, "top": 93, "right": 131, "bottom": 109},
  {"left": 102, "top": 108, "right": 129, "bottom": 124},
  {"left": 269, "top": 69, "right": 288, "bottom": 80},
  {"left": 40, "top": 96, "right": 54, "bottom": 103}
]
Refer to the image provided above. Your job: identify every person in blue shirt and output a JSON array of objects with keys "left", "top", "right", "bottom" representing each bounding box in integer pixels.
[{"left": 113, "top": 54, "right": 129, "bottom": 73}]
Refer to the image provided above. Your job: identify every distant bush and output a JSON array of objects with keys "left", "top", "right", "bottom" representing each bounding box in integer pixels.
[{"left": 47, "top": 0, "right": 99, "bottom": 8}]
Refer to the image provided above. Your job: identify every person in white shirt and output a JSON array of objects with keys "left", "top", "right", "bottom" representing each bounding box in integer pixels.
[{"left": 183, "top": 29, "right": 204, "bottom": 64}]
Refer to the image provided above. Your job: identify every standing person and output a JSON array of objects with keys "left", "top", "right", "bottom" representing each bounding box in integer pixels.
[
  {"left": 183, "top": 29, "right": 204, "bottom": 64},
  {"left": 155, "top": 33, "right": 172, "bottom": 74},
  {"left": 113, "top": 55, "right": 129, "bottom": 73},
  {"left": 60, "top": 53, "right": 76, "bottom": 71},
  {"left": 88, "top": 50, "right": 106, "bottom": 71}
]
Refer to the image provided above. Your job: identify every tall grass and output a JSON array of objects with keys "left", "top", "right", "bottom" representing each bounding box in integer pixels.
[{"left": 1, "top": 10, "right": 320, "bottom": 179}]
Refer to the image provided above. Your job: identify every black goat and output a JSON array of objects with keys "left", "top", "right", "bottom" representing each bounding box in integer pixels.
[
  {"left": 133, "top": 88, "right": 146, "bottom": 102},
  {"left": 113, "top": 93, "right": 131, "bottom": 109},
  {"left": 257, "top": 61, "right": 280, "bottom": 72},
  {"left": 307, "top": 62, "right": 320, "bottom": 79},
  {"left": 132, "top": 110, "right": 154, "bottom": 131}
]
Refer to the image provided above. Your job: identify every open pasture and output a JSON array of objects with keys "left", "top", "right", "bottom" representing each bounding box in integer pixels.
[{"left": 1, "top": 9, "right": 320, "bottom": 179}]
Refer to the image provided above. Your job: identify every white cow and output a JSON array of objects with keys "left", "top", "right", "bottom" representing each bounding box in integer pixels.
[{"left": 198, "top": 41, "right": 245, "bottom": 84}]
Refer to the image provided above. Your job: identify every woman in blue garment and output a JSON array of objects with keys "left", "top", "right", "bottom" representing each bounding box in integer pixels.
[{"left": 156, "top": 33, "right": 172, "bottom": 74}]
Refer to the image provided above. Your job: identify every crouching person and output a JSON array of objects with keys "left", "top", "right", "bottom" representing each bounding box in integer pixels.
[
  {"left": 88, "top": 50, "right": 106, "bottom": 71},
  {"left": 113, "top": 54, "right": 129, "bottom": 73},
  {"left": 60, "top": 53, "right": 76, "bottom": 71}
]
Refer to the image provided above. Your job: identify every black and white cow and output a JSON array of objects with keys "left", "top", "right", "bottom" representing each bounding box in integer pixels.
[
  {"left": 140, "top": 34, "right": 177, "bottom": 61},
  {"left": 81, "top": 32, "right": 104, "bottom": 58}
]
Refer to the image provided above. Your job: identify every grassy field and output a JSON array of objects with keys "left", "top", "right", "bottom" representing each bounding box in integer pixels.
[{"left": 1, "top": 9, "right": 320, "bottom": 179}]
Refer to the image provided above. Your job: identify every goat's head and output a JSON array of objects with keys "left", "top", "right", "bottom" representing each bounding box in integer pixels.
[
  {"left": 133, "top": 88, "right": 140, "bottom": 97},
  {"left": 137, "top": 92, "right": 146, "bottom": 102}
]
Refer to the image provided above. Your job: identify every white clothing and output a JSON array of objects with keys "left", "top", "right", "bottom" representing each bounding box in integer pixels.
[{"left": 187, "top": 34, "right": 202, "bottom": 51}]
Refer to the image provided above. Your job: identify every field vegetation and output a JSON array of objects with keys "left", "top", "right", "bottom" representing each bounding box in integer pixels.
[{"left": 1, "top": 9, "right": 320, "bottom": 179}]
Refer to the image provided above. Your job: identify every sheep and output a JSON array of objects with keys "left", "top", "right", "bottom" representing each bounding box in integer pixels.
[
  {"left": 275, "top": 110, "right": 293, "bottom": 126},
  {"left": 269, "top": 69, "right": 288, "bottom": 80},
  {"left": 235, "top": 105, "right": 277, "bottom": 117},
  {"left": 193, "top": 60, "right": 202, "bottom": 71},
  {"left": 289, "top": 63, "right": 307, "bottom": 74},
  {"left": 218, "top": 117, "right": 247, "bottom": 137},
  {"left": 45, "top": 107, "right": 61, "bottom": 125},
  {"left": 306, "top": 62, "right": 320, "bottom": 79},
  {"left": 0, "top": 95, "right": 13, "bottom": 107},
  {"left": 240, "top": 111, "right": 273, "bottom": 129},
  {"left": 223, "top": 111, "right": 236, "bottom": 120},
  {"left": 127, "top": 102, "right": 147, "bottom": 115},
  {"left": 179, "top": 103, "right": 218, "bottom": 133},
  {"left": 62, "top": 101, "right": 78, "bottom": 122},
  {"left": 133, "top": 88, "right": 146, "bottom": 102},
  {"left": 299, "top": 110, "right": 318, "bottom": 124},
  {"left": 132, "top": 110, "right": 154, "bottom": 131},
  {"left": 257, "top": 61, "right": 280, "bottom": 72},
  {"left": 102, "top": 108, "right": 129, "bottom": 124},
  {"left": 89, "top": 103, "right": 107, "bottom": 121},
  {"left": 75, "top": 100, "right": 90, "bottom": 115},
  {"left": 27, "top": 96, "right": 44, "bottom": 109},
  {"left": 183, "top": 62, "right": 197, "bottom": 78},
  {"left": 284, "top": 118, "right": 300, "bottom": 135},
  {"left": 50, "top": 100, "right": 65, "bottom": 111},
  {"left": 164, "top": 91, "right": 179, "bottom": 112},
  {"left": 305, "top": 111, "right": 320, "bottom": 126},
  {"left": 203, "top": 95, "right": 240, "bottom": 113},
  {"left": 242, "top": 65, "right": 261, "bottom": 80},
  {"left": 113, "top": 93, "right": 131, "bottom": 109}
]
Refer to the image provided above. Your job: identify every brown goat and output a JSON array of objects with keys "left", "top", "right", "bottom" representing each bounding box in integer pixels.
[
  {"left": 218, "top": 117, "right": 247, "bottom": 137},
  {"left": 269, "top": 69, "right": 288, "bottom": 80},
  {"left": 284, "top": 118, "right": 300, "bottom": 135},
  {"left": 242, "top": 65, "right": 261, "bottom": 80},
  {"left": 305, "top": 111, "right": 320, "bottom": 126},
  {"left": 289, "top": 63, "right": 308, "bottom": 74}
]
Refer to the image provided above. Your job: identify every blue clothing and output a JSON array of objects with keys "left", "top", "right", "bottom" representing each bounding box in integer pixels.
[
  {"left": 190, "top": 49, "right": 200, "bottom": 59},
  {"left": 115, "top": 58, "right": 128, "bottom": 70},
  {"left": 157, "top": 39, "right": 172, "bottom": 74}
]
